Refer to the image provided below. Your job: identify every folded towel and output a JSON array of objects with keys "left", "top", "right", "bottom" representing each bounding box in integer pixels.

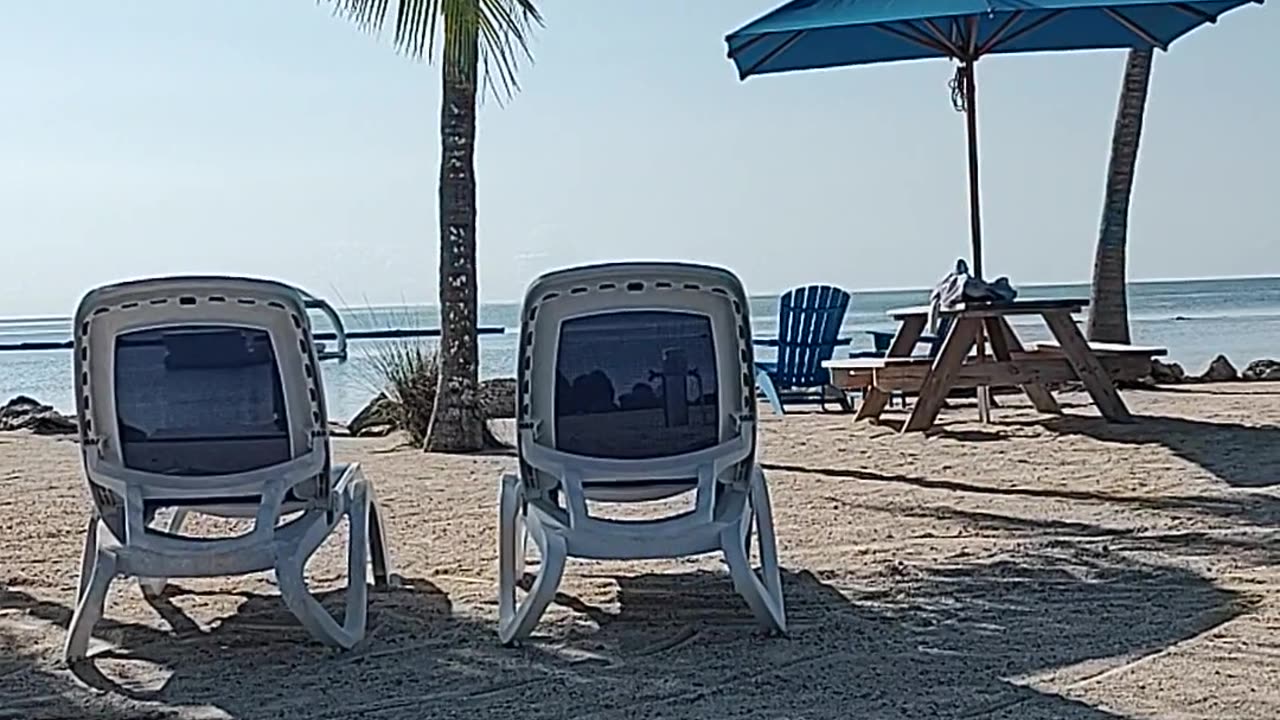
[{"left": 927, "top": 259, "right": 1018, "bottom": 334}]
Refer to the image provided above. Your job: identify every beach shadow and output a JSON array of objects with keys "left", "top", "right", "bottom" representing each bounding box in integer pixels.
[
  {"left": 533, "top": 556, "right": 1239, "bottom": 719},
  {"left": 0, "top": 586, "right": 187, "bottom": 719},
  {"left": 0, "top": 551, "right": 1251, "bottom": 720},
  {"left": 858, "top": 499, "right": 1280, "bottom": 569},
  {"left": 0, "top": 577, "right": 470, "bottom": 719},
  {"left": 77, "top": 577, "right": 460, "bottom": 712},
  {"left": 763, "top": 462, "right": 1280, "bottom": 538},
  {"left": 927, "top": 427, "right": 1009, "bottom": 442},
  {"left": 1022, "top": 414, "right": 1280, "bottom": 489}
]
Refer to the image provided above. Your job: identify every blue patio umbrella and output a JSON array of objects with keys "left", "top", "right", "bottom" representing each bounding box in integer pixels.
[{"left": 726, "top": 0, "right": 1263, "bottom": 279}]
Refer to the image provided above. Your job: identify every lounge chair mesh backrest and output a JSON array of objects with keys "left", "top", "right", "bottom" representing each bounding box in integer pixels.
[
  {"left": 771, "top": 285, "right": 850, "bottom": 388},
  {"left": 516, "top": 262, "right": 757, "bottom": 491},
  {"left": 74, "top": 277, "right": 331, "bottom": 536}
]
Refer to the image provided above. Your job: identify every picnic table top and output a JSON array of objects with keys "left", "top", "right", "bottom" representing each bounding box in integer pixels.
[{"left": 886, "top": 298, "right": 1089, "bottom": 319}]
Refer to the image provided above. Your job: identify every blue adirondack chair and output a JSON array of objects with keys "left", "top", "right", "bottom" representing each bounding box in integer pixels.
[{"left": 754, "top": 285, "right": 854, "bottom": 415}]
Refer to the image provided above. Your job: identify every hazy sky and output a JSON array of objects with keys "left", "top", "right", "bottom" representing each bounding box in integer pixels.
[{"left": 1, "top": 1, "right": 1275, "bottom": 316}]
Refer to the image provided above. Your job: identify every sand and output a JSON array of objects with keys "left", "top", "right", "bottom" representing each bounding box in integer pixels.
[{"left": 1, "top": 384, "right": 1279, "bottom": 719}]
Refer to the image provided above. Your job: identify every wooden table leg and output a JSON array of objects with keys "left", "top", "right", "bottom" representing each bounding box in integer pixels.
[
  {"left": 902, "top": 317, "right": 980, "bottom": 433},
  {"left": 856, "top": 315, "right": 926, "bottom": 422},
  {"left": 985, "top": 317, "right": 1062, "bottom": 415},
  {"left": 1042, "top": 311, "right": 1134, "bottom": 423},
  {"left": 975, "top": 322, "right": 991, "bottom": 424}
]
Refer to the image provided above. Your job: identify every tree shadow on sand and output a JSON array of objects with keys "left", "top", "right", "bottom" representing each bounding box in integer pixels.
[
  {"left": 0, "top": 578, "right": 483, "bottom": 719},
  {"left": 0, "top": 585, "right": 190, "bottom": 720},
  {"left": 763, "top": 461, "right": 1280, "bottom": 543},
  {"left": 531, "top": 553, "right": 1242, "bottom": 720},
  {"left": 0, "top": 548, "right": 1249, "bottom": 720},
  {"left": 1017, "top": 414, "right": 1280, "bottom": 489}
]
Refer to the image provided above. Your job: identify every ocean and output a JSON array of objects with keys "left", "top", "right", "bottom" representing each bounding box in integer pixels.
[{"left": 3, "top": 276, "right": 1278, "bottom": 423}]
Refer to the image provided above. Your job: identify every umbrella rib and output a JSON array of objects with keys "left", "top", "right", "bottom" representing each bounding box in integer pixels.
[
  {"left": 948, "top": 16, "right": 965, "bottom": 54},
  {"left": 977, "top": 11, "right": 1025, "bottom": 55},
  {"left": 873, "top": 23, "right": 955, "bottom": 56},
  {"left": 739, "top": 30, "right": 807, "bottom": 77},
  {"left": 1102, "top": 8, "right": 1169, "bottom": 50},
  {"left": 729, "top": 32, "right": 774, "bottom": 55},
  {"left": 1170, "top": 3, "right": 1216, "bottom": 22},
  {"left": 982, "top": 10, "right": 1065, "bottom": 51},
  {"left": 920, "top": 19, "right": 967, "bottom": 57}
]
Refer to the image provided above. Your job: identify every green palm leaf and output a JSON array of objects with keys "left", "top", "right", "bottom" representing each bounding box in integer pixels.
[{"left": 325, "top": 0, "right": 543, "bottom": 101}]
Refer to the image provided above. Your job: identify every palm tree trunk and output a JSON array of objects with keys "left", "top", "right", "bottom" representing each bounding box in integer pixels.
[
  {"left": 424, "top": 25, "right": 484, "bottom": 453},
  {"left": 1087, "top": 49, "right": 1153, "bottom": 344}
]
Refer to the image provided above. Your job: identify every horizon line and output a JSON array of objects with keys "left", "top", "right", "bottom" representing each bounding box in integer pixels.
[
  {"left": 2, "top": 272, "right": 1277, "bottom": 322},
  {"left": 328, "top": 271, "right": 1280, "bottom": 310}
]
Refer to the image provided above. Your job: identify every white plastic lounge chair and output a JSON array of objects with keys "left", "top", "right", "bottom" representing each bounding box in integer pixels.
[
  {"left": 498, "top": 261, "right": 786, "bottom": 644},
  {"left": 64, "top": 276, "right": 393, "bottom": 662}
]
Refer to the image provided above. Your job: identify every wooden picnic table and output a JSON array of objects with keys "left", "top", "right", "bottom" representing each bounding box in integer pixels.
[{"left": 824, "top": 298, "right": 1145, "bottom": 433}]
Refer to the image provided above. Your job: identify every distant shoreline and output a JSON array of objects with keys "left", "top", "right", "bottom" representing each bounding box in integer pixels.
[{"left": 4, "top": 274, "right": 1279, "bottom": 323}]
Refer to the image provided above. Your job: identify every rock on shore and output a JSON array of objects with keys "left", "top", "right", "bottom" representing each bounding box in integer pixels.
[
  {"left": 0, "top": 396, "right": 77, "bottom": 435},
  {"left": 1242, "top": 359, "right": 1280, "bottom": 381},
  {"left": 1144, "top": 356, "right": 1280, "bottom": 386},
  {"left": 1197, "top": 355, "right": 1239, "bottom": 383}
]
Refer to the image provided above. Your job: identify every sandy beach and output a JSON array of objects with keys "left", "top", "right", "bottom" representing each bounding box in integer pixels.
[{"left": 1, "top": 384, "right": 1278, "bottom": 719}]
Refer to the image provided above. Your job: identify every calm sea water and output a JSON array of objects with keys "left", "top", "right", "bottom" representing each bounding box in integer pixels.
[{"left": 3, "top": 277, "right": 1278, "bottom": 422}]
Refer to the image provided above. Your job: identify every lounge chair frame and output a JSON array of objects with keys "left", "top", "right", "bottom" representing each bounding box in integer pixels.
[
  {"left": 64, "top": 276, "right": 392, "bottom": 662},
  {"left": 498, "top": 262, "right": 786, "bottom": 644}
]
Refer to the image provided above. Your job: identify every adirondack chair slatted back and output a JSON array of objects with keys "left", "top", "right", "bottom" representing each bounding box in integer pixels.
[
  {"left": 74, "top": 277, "right": 331, "bottom": 537},
  {"left": 772, "top": 285, "right": 850, "bottom": 388},
  {"left": 516, "top": 262, "right": 757, "bottom": 491}
]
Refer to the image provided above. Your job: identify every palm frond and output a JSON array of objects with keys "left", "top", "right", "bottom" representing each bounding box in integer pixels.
[{"left": 324, "top": 0, "right": 543, "bottom": 102}]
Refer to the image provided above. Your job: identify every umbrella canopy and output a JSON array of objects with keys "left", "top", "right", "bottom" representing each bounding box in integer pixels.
[{"left": 726, "top": 0, "right": 1263, "bottom": 278}]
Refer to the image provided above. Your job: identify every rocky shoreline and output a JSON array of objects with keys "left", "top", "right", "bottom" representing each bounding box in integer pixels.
[
  {"left": 1147, "top": 356, "right": 1280, "bottom": 385},
  {"left": 4, "top": 358, "right": 1279, "bottom": 438},
  {"left": 0, "top": 378, "right": 520, "bottom": 439}
]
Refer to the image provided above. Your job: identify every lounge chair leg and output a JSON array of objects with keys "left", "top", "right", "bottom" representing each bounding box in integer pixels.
[
  {"left": 720, "top": 467, "right": 786, "bottom": 635},
  {"left": 498, "top": 474, "right": 566, "bottom": 645},
  {"left": 276, "top": 482, "right": 372, "bottom": 650},
  {"left": 64, "top": 546, "right": 117, "bottom": 663},
  {"left": 755, "top": 368, "right": 785, "bottom": 415},
  {"left": 366, "top": 486, "right": 394, "bottom": 587},
  {"left": 140, "top": 509, "right": 189, "bottom": 598},
  {"left": 513, "top": 503, "right": 528, "bottom": 580},
  {"left": 74, "top": 515, "right": 99, "bottom": 604}
]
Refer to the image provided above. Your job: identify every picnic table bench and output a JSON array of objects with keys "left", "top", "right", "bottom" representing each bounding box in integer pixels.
[{"left": 823, "top": 298, "right": 1166, "bottom": 433}]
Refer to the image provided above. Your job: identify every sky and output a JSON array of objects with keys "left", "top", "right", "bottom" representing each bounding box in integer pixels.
[{"left": 1, "top": 1, "right": 1275, "bottom": 316}]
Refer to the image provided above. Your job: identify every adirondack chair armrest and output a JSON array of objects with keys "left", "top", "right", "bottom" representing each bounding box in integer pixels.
[
  {"left": 866, "top": 329, "right": 943, "bottom": 346},
  {"left": 754, "top": 337, "right": 854, "bottom": 348},
  {"left": 866, "top": 329, "right": 942, "bottom": 340}
]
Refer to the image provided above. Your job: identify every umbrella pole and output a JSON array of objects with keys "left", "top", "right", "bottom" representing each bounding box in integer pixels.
[
  {"left": 961, "top": 60, "right": 983, "bottom": 280},
  {"left": 961, "top": 60, "right": 992, "bottom": 423}
]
